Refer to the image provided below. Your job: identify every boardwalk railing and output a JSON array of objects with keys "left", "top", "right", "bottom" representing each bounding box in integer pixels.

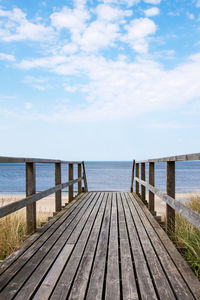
[
  {"left": 0, "top": 156, "right": 88, "bottom": 234},
  {"left": 130, "top": 153, "right": 200, "bottom": 236}
]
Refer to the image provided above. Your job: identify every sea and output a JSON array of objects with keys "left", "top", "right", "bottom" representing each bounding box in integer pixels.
[{"left": 0, "top": 161, "right": 200, "bottom": 195}]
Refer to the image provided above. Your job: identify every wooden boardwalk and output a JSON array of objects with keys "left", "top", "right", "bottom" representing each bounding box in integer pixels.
[{"left": 0, "top": 192, "right": 199, "bottom": 300}]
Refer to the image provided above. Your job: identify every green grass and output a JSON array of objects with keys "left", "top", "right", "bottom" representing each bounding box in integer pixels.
[{"left": 175, "top": 194, "right": 200, "bottom": 279}]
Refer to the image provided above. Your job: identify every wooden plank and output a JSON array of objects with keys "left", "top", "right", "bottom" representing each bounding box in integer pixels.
[
  {"left": 84, "top": 192, "right": 111, "bottom": 300},
  {"left": 78, "top": 163, "right": 82, "bottom": 195},
  {"left": 123, "top": 193, "right": 157, "bottom": 300},
  {"left": 0, "top": 177, "right": 83, "bottom": 218},
  {"left": 0, "top": 193, "right": 95, "bottom": 299},
  {"left": 12, "top": 194, "right": 98, "bottom": 300},
  {"left": 129, "top": 193, "right": 196, "bottom": 300},
  {"left": 0, "top": 193, "right": 92, "bottom": 294},
  {"left": 130, "top": 160, "right": 135, "bottom": 192},
  {"left": 0, "top": 156, "right": 82, "bottom": 164},
  {"left": 26, "top": 162, "right": 36, "bottom": 234},
  {"left": 133, "top": 192, "right": 200, "bottom": 299},
  {"left": 67, "top": 193, "right": 108, "bottom": 300},
  {"left": 135, "top": 163, "right": 139, "bottom": 196},
  {"left": 50, "top": 192, "right": 106, "bottom": 300},
  {"left": 0, "top": 193, "right": 85, "bottom": 276},
  {"left": 117, "top": 192, "right": 139, "bottom": 300},
  {"left": 125, "top": 194, "right": 176, "bottom": 299},
  {"left": 68, "top": 164, "right": 73, "bottom": 202},
  {"left": 141, "top": 163, "right": 145, "bottom": 202},
  {"left": 134, "top": 177, "right": 200, "bottom": 230},
  {"left": 33, "top": 244, "right": 74, "bottom": 300},
  {"left": 82, "top": 161, "right": 88, "bottom": 192},
  {"left": 105, "top": 192, "right": 120, "bottom": 300},
  {"left": 148, "top": 162, "right": 155, "bottom": 213},
  {"left": 166, "top": 161, "right": 175, "bottom": 236},
  {"left": 136, "top": 152, "right": 200, "bottom": 163},
  {"left": 55, "top": 163, "right": 62, "bottom": 212}
]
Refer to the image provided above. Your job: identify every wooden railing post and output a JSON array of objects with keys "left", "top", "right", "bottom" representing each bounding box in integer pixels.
[
  {"left": 149, "top": 162, "right": 155, "bottom": 214},
  {"left": 26, "top": 162, "right": 36, "bottom": 234},
  {"left": 141, "top": 163, "right": 146, "bottom": 203},
  {"left": 130, "top": 160, "right": 135, "bottom": 192},
  {"left": 166, "top": 161, "right": 175, "bottom": 237},
  {"left": 55, "top": 163, "right": 61, "bottom": 212},
  {"left": 135, "top": 163, "right": 139, "bottom": 196},
  {"left": 82, "top": 161, "right": 88, "bottom": 192},
  {"left": 68, "top": 163, "right": 73, "bottom": 202},
  {"left": 78, "top": 163, "right": 82, "bottom": 195}
]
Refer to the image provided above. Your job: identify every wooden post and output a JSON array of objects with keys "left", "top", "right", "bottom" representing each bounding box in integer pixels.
[
  {"left": 82, "top": 161, "right": 88, "bottom": 192},
  {"left": 130, "top": 160, "right": 135, "bottom": 192},
  {"left": 68, "top": 163, "right": 73, "bottom": 202},
  {"left": 148, "top": 162, "right": 155, "bottom": 214},
  {"left": 166, "top": 161, "right": 175, "bottom": 237},
  {"left": 26, "top": 162, "right": 36, "bottom": 234},
  {"left": 141, "top": 163, "right": 146, "bottom": 203},
  {"left": 135, "top": 163, "right": 139, "bottom": 196},
  {"left": 55, "top": 163, "right": 61, "bottom": 212},
  {"left": 78, "top": 163, "right": 82, "bottom": 195}
]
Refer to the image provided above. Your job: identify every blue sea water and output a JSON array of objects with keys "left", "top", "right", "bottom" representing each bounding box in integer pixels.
[{"left": 0, "top": 161, "right": 200, "bottom": 194}]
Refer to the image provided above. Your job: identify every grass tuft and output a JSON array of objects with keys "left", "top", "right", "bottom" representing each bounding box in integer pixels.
[{"left": 175, "top": 194, "right": 200, "bottom": 279}]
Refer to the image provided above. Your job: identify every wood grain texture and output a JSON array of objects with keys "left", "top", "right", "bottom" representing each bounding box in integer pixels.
[
  {"left": 26, "top": 162, "right": 36, "bottom": 234},
  {"left": 55, "top": 163, "right": 62, "bottom": 212},
  {"left": 137, "top": 152, "right": 200, "bottom": 163},
  {"left": 148, "top": 162, "right": 155, "bottom": 213}
]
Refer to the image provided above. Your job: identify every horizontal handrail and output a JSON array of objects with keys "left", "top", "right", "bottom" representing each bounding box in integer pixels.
[
  {"left": 0, "top": 156, "right": 82, "bottom": 164},
  {"left": 0, "top": 177, "right": 84, "bottom": 219},
  {"left": 137, "top": 152, "right": 200, "bottom": 163},
  {"left": 135, "top": 177, "right": 200, "bottom": 230}
]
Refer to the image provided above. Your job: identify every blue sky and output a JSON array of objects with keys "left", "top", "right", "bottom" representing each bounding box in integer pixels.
[{"left": 0, "top": 0, "right": 200, "bottom": 160}]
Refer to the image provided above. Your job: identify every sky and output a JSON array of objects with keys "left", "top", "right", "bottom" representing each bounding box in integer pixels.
[{"left": 0, "top": 0, "right": 200, "bottom": 161}]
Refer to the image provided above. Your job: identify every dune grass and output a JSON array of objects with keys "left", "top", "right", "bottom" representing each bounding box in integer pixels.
[
  {"left": 175, "top": 194, "right": 200, "bottom": 279},
  {"left": 0, "top": 197, "right": 51, "bottom": 260}
]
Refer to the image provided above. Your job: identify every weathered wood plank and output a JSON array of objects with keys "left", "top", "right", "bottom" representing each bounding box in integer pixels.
[
  {"left": 166, "top": 161, "right": 175, "bottom": 236},
  {"left": 134, "top": 177, "right": 200, "bottom": 230},
  {"left": 135, "top": 163, "right": 139, "bottom": 196},
  {"left": 68, "top": 164, "right": 74, "bottom": 202},
  {"left": 82, "top": 161, "right": 88, "bottom": 192},
  {"left": 0, "top": 177, "right": 83, "bottom": 219},
  {"left": 136, "top": 152, "right": 200, "bottom": 163},
  {"left": 133, "top": 192, "right": 200, "bottom": 300},
  {"left": 123, "top": 193, "right": 157, "bottom": 300},
  {"left": 85, "top": 193, "right": 112, "bottom": 300},
  {"left": 129, "top": 193, "right": 196, "bottom": 300},
  {"left": 105, "top": 192, "right": 120, "bottom": 300},
  {"left": 125, "top": 194, "right": 176, "bottom": 299},
  {"left": 141, "top": 163, "right": 146, "bottom": 202},
  {"left": 0, "top": 156, "right": 82, "bottom": 164},
  {"left": 0, "top": 193, "right": 85, "bottom": 276},
  {"left": 130, "top": 160, "right": 135, "bottom": 193},
  {"left": 0, "top": 193, "right": 92, "bottom": 295},
  {"left": 50, "top": 192, "right": 106, "bottom": 300},
  {"left": 33, "top": 244, "right": 74, "bottom": 300},
  {"left": 118, "top": 192, "right": 139, "bottom": 300},
  {"left": 78, "top": 163, "right": 82, "bottom": 195},
  {"left": 148, "top": 162, "right": 155, "bottom": 213},
  {"left": 12, "top": 194, "right": 97, "bottom": 300},
  {"left": 26, "top": 162, "right": 36, "bottom": 234},
  {"left": 55, "top": 163, "right": 62, "bottom": 212}
]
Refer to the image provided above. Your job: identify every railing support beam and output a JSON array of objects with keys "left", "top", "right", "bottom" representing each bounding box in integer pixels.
[
  {"left": 55, "top": 163, "right": 62, "bottom": 212},
  {"left": 78, "top": 163, "right": 82, "bottom": 195},
  {"left": 141, "top": 163, "right": 146, "bottom": 203},
  {"left": 82, "top": 161, "right": 88, "bottom": 192},
  {"left": 68, "top": 164, "right": 74, "bottom": 202},
  {"left": 149, "top": 162, "right": 155, "bottom": 214},
  {"left": 26, "top": 162, "right": 36, "bottom": 234},
  {"left": 166, "top": 161, "right": 175, "bottom": 237},
  {"left": 135, "top": 163, "right": 139, "bottom": 196}
]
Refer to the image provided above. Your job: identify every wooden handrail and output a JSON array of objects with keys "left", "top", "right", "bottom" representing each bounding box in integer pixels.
[
  {"left": 131, "top": 153, "right": 200, "bottom": 237},
  {"left": 0, "top": 158, "right": 88, "bottom": 234}
]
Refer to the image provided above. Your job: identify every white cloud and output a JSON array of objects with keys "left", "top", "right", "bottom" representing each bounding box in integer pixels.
[
  {"left": 103, "top": 0, "right": 140, "bottom": 7},
  {"left": 144, "top": 7, "right": 160, "bottom": 17},
  {"left": 0, "top": 52, "right": 15, "bottom": 61},
  {"left": 123, "top": 18, "right": 157, "bottom": 53},
  {"left": 17, "top": 56, "right": 68, "bottom": 69},
  {"left": 25, "top": 102, "right": 32, "bottom": 109},
  {"left": 0, "top": 8, "right": 54, "bottom": 42},
  {"left": 196, "top": 0, "right": 200, "bottom": 7},
  {"left": 96, "top": 4, "right": 132, "bottom": 21},
  {"left": 143, "top": 0, "right": 161, "bottom": 4},
  {"left": 186, "top": 12, "right": 195, "bottom": 20}
]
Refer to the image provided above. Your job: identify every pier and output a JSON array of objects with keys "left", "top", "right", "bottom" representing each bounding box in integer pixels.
[{"left": 0, "top": 154, "right": 200, "bottom": 299}]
